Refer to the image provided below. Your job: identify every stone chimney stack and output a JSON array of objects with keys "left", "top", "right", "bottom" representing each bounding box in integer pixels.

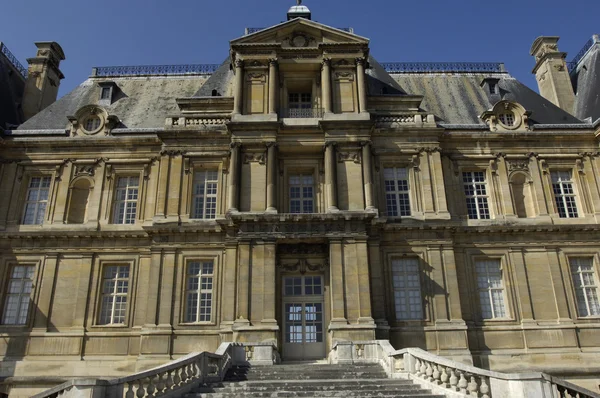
[
  {"left": 22, "top": 42, "right": 65, "bottom": 120},
  {"left": 530, "top": 36, "right": 575, "bottom": 114}
]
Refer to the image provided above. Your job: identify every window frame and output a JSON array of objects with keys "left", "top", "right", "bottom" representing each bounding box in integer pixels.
[
  {"left": 281, "top": 161, "right": 321, "bottom": 214},
  {"left": 473, "top": 258, "right": 510, "bottom": 321},
  {"left": 550, "top": 170, "right": 579, "bottom": 219},
  {"left": 462, "top": 170, "right": 492, "bottom": 220},
  {"left": 92, "top": 259, "right": 136, "bottom": 328},
  {"left": 391, "top": 257, "right": 424, "bottom": 321},
  {"left": 181, "top": 160, "right": 224, "bottom": 222},
  {"left": 183, "top": 260, "right": 215, "bottom": 324},
  {"left": 103, "top": 165, "right": 146, "bottom": 226},
  {"left": 177, "top": 253, "right": 221, "bottom": 327},
  {"left": 288, "top": 172, "right": 316, "bottom": 214},
  {"left": 1, "top": 264, "right": 37, "bottom": 326},
  {"left": 97, "top": 264, "right": 131, "bottom": 325},
  {"left": 111, "top": 175, "right": 140, "bottom": 225},
  {"left": 21, "top": 175, "right": 52, "bottom": 225},
  {"left": 190, "top": 169, "right": 219, "bottom": 220},
  {"left": 567, "top": 256, "right": 600, "bottom": 318},
  {"left": 383, "top": 167, "right": 411, "bottom": 217}
]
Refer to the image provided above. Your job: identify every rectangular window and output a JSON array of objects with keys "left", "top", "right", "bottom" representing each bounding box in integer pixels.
[
  {"left": 185, "top": 261, "right": 214, "bottom": 322},
  {"left": 112, "top": 176, "right": 139, "bottom": 224},
  {"left": 463, "top": 171, "right": 490, "bottom": 219},
  {"left": 475, "top": 260, "right": 507, "bottom": 319},
  {"left": 289, "top": 174, "right": 314, "bottom": 213},
  {"left": 288, "top": 92, "right": 312, "bottom": 109},
  {"left": 22, "top": 176, "right": 51, "bottom": 225},
  {"left": 384, "top": 168, "right": 411, "bottom": 216},
  {"left": 100, "top": 87, "right": 111, "bottom": 100},
  {"left": 99, "top": 265, "right": 130, "bottom": 325},
  {"left": 191, "top": 170, "right": 218, "bottom": 219},
  {"left": 391, "top": 258, "right": 423, "bottom": 320},
  {"left": 551, "top": 171, "right": 578, "bottom": 218},
  {"left": 569, "top": 258, "right": 600, "bottom": 317},
  {"left": 2, "top": 265, "right": 35, "bottom": 325}
]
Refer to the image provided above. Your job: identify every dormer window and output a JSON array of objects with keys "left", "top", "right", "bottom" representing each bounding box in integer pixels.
[
  {"left": 101, "top": 87, "right": 111, "bottom": 100},
  {"left": 489, "top": 83, "right": 498, "bottom": 95},
  {"left": 98, "top": 81, "right": 116, "bottom": 105},
  {"left": 498, "top": 112, "right": 515, "bottom": 127},
  {"left": 83, "top": 115, "right": 102, "bottom": 133},
  {"left": 480, "top": 77, "right": 500, "bottom": 96}
]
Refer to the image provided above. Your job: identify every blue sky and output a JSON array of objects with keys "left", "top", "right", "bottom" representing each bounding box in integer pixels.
[{"left": 1, "top": 0, "right": 598, "bottom": 97}]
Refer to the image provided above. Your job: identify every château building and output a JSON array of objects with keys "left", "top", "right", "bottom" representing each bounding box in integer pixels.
[{"left": 1, "top": 3, "right": 600, "bottom": 396}]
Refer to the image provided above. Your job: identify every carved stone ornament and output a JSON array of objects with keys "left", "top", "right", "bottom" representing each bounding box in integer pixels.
[
  {"left": 243, "top": 152, "right": 266, "bottom": 165},
  {"left": 480, "top": 100, "right": 531, "bottom": 132},
  {"left": 286, "top": 32, "right": 315, "bottom": 48},
  {"left": 508, "top": 160, "right": 529, "bottom": 172},
  {"left": 68, "top": 105, "right": 119, "bottom": 137},
  {"left": 278, "top": 243, "right": 328, "bottom": 255},
  {"left": 337, "top": 151, "right": 361, "bottom": 164},
  {"left": 334, "top": 71, "right": 354, "bottom": 80},
  {"left": 277, "top": 259, "right": 328, "bottom": 274}
]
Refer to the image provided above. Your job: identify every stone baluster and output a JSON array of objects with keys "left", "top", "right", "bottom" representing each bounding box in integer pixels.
[
  {"left": 419, "top": 360, "right": 427, "bottom": 378},
  {"left": 458, "top": 371, "right": 468, "bottom": 394},
  {"left": 414, "top": 358, "right": 422, "bottom": 377},
  {"left": 146, "top": 376, "right": 156, "bottom": 397},
  {"left": 321, "top": 59, "right": 332, "bottom": 114},
  {"left": 268, "top": 59, "right": 278, "bottom": 115},
  {"left": 356, "top": 57, "right": 367, "bottom": 113},
  {"left": 480, "top": 377, "right": 490, "bottom": 398},
  {"left": 227, "top": 143, "right": 241, "bottom": 212},
  {"left": 266, "top": 142, "right": 278, "bottom": 212},
  {"left": 467, "top": 375, "right": 478, "bottom": 396},
  {"left": 156, "top": 372, "right": 166, "bottom": 393},
  {"left": 425, "top": 361, "right": 434, "bottom": 381},
  {"left": 166, "top": 370, "right": 174, "bottom": 391},
  {"left": 135, "top": 379, "right": 145, "bottom": 398},
  {"left": 432, "top": 364, "right": 441, "bottom": 384},
  {"left": 233, "top": 59, "right": 244, "bottom": 115},
  {"left": 449, "top": 368, "right": 458, "bottom": 391},
  {"left": 125, "top": 383, "right": 135, "bottom": 398},
  {"left": 440, "top": 367, "right": 449, "bottom": 387}
]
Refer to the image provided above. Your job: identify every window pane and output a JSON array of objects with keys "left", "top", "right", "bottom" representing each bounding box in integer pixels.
[
  {"left": 475, "top": 260, "right": 507, "bottom": 319},
  {"left": 384, "top": 168, "right": 411, "bottom": 217},
  {"left": 2, "top": 265, "right": 35, "bottom": 325},
  {"left": 98, "top": 265, "right": 130, "bottom": 325},
  {"left": 391, "top": 258, "right": 422, "bottom": 320}
]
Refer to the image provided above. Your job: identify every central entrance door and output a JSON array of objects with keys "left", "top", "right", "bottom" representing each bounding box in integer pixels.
[{"left": 282, "top": 275, "right": 325, "bottom": 360}]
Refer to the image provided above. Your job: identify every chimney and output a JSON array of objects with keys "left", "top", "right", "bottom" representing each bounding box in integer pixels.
[
  {"left": 530, "top": 36, "right": 575, "bottom": 114},
  {"left": 22, "top": 42, "right": 65, "bottom": 120}
]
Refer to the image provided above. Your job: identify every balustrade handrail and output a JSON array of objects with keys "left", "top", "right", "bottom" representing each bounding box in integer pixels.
[
  {"left": 0, "top": 42, "right": 28, "bottom": 78},
  {"left": 32, "top": 342, "right": 244, "bottom": 398}
]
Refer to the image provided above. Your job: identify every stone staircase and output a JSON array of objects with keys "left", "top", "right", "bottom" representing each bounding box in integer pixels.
[{"left": 185, "top": 363, "right": 445, "bottom": 397}]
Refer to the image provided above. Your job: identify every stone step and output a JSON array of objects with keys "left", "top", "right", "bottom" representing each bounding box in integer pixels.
[
  {"left": 194, "top": 380, "right": 423, "bottom": 393},
  {"left": 186, "top": 392, "right": 444, "bottom": 398},
  {"left": 203, "top": 379, "right": 415, "bottom": 389}
]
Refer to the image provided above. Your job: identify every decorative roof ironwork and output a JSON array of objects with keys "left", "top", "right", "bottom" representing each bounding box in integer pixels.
[
  {"left": 91, "top": 64, "right": 220, "bottom": 77},
  {"left": 380, "top": 62, "right": 506, "bottom": 73},
  {"left": 568, "top": 34, "right": 599, "bottom": 72},
  {"left": 245, "top": 27, "right": 353, "bottom": 35},
  {"left": 0, "top": 42, "right": 28, "bottom": 78}
]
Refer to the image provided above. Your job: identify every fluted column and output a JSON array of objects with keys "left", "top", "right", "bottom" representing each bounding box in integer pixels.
[
  {"left": 361, "top": 141, "right": 375, "bottom": 210},
  {"left": 233, "top": 59, "right": 244, "bottom": 115},
  {"left": 268, "top": 59, "right": 278, "bottom": 115},
  {"left": 321, "top": 59, "right": 332, "bottom": 114},
  {"left": 227, "top": 143, "right": 241, "bottom": 212},
  {"left": 266, "top": 142, "right": 277, "bottom": 212},
  {"left": 356, "top": 58, "right": 367, "bottom": 113},
  {"left": 325, "top": 142, "right": 338, "bottom": 211}
]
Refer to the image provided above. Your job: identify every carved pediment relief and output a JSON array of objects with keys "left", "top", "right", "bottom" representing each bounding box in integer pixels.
[
  {"left": 480, "top": 100, "right": 531, "bottom": 132},
  {"left": 67, "top": 105, "right": 120, "bottom": 137}
]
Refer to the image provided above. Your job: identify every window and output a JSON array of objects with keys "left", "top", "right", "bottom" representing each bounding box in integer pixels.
[
  {"left": 2, "top": 265, "right": 34, "bottom": 325},
  {"left": 289, "top": 174, "right": 314, "bottom": 213},
  {"left": 391, "top": 258, "right": 423, "bottom": 320},
  {"left": 100, "top": 87, "right": 111, "bottom": 100},
  {"left": 83, "top": 115, "right": 102, "bottom": 132},
  {"left": 462, "top": 171, "right": 490, "bottom": 219},
  {"left": 475, "top": 259, "right": 507, "bottom": 319},
  {"left": 112, "top": 176, "right": 139, "bottom": 224},
  {"left": 191, "top": 170, "right": 218, "bottom": 219},
  {"left": 185, "top": 261, "right": 214, "bottom": 322},
  {"left": 569, "top": 258, "right": 600, "bottom": 317},
  {"left": 99, "top": 265, "right": 130, "bottom": 325},
  {"left": 384, "top": 168, "right": 411, "bottom": 216},
  {"left": 489, "top": 83, "right": 498, "bottom": 95},
  {"left": 22, "top": 176, "right": 51, "bottom": 225},
  {"left": 551, "top": 171, "right": 578, "bottom": 218},
  {"left": 498, "top": 112, "right": 515, "bottom": 126},
  {"left": 288, "top": 92, "right": 312, "bottom": 109}
]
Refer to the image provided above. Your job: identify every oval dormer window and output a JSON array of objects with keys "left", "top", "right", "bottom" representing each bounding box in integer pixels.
[
  {"left": 83, "top": 115, "right": 102, "bottom": 133},
  {"left": 498, "top": 112, "right": 516, "bottom": 127}
]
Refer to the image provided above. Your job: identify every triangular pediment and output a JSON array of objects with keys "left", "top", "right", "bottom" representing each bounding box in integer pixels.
[{"left": 230, "top": 18, "right": 369, "bottom": 48}]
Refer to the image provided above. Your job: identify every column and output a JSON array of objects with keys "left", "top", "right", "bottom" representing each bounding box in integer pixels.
[
  {"left": 263, "top": 241, "right": 277, "bottom": 324},
  {"left": 221, "top": 242, "right": 238, "bottom": 327},
  {"left": 227, "top": 143, "right": 240, "bottom": 212},
  {"left": 233, "top": 59, "right": 244, "bottom": 115},
  {"left": 325, "top": 142, "right": 338, "bottom": 211},
  {"left": 356, "top": 58, "right": 367, "bottom": 113},
  {"left": 321, "top": 59, "right": 332, "bottom": 114},
  {"left": 361, "top": 141, "right": 375, "bottom": 210},
  {"left": 268, "top": 59, "right": 278, "bottom": 115},
  {"left": 266, "top": 143, "right": 277, "bottom": 212}
]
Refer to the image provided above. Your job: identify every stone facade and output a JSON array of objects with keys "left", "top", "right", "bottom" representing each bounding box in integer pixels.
[{"left": 1, "top": 6, "right": 600, "bottom": 397}]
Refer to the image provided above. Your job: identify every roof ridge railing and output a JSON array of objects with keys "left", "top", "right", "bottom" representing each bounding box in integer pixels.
[
  {"left": 92, "top": 64, "right": 221, "bottom": 77},
  {"left": 568, "top": 34, "right": 600, "bottom": 72},
  {"left": 381, "top": 62, "right": 506, "bottom": 73},
  {"left": 90, "top": 61, "right": 507, "bottom": 78},
  {"left": 0, "top": 42, "right": 28, "bottom": 78}
]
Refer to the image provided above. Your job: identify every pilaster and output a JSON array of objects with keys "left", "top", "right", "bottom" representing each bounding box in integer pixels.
[
  {"left": 228, "top": 143, "right": 241, "bottom": 212},
  {"left": 325, "top": 142, "right": 338, "bottom": 211},
  {"left": 157, "top": 249, "right": 177, "bottom": 327},
  {"left": 361, "top": 141, "right": 375, "bottom": 210},
  {"left": 233, "top": 59, "right": 244, "bottom": 115},
  {"left": 266, "top": 143, "right": 277, "bottom": 212},
  {"left": 33, "top": 253, "right": 59, "bottom": 331},
  {"left": 321, "top": 59, "right": 332, "bottom": 114},
  {"left": 356, "top": 58, "right": 367, "bottom": 114},
  {"left": 268, "top": 59, "right": 278, "bottom": 115}
]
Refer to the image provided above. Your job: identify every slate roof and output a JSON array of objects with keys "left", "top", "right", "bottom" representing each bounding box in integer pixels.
[
  {"left": 17, "top": 76, "right": 208, "bottom": 130},
  {"left": 390, "top": 72, "right": 583, "bottom": 125},
  {"left": 194, "top": 57, "right": 233, "bottom": 97},
  {"left": 572, "top": 44, "right": 600, "bottom": 122},
  {"left": 0, "top": 53, "right": 25, "bottom": 129}
]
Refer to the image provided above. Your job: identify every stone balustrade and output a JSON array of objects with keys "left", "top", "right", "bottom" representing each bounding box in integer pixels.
[{"left": 329, "top": 340, "right": 600, "bottom": 398}]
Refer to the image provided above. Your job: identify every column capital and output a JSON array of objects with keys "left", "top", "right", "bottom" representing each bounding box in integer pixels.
[
  {"left": 234, "top": 59, "right": 244, "bottom": 69},
  {"left": 355, "top": 57, "right": 366, "bottom": 66},
  {"left": 359, "top": 140, "right": 372, "bottom": 148},
  {"left": 230, "top": 142, "right": 242, "bottom": 149},
  {"left": 321, "top": 58, "right": 331, "bottom": 68},
  {"left": 268, "top": 58, "right": 278, "bottom": 66},
  {"left": 265, "top": 141, "right": 278, "bottom": 149}
]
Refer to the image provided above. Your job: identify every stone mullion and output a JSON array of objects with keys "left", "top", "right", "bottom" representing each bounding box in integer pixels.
[
  {"left": 509, "top": 249, "right": 535, "bottom": 322},
  {"left": 33, "top": 253, "right": 59, "bottom": 330},
  {"left": 87, "top": 162, "right": 105, "bottom": 224},
  {"left": 72, "top": 254, "right": 94, "bottom": 329},
  {"left": 0, "top": 162, "right": 17, "bottom": 228},
  {"left": 143, "top": 159, "right": 160, "bottom": 222},
  {"left": 155, "top": 153, "right": 170, "bottom": 218},
  {"left": 329, "top": 239, "right": 346, "bottom": 323},
  {"left": 157, "top": 250, "right": 177, "bottom": 326},
  {"left": 145, "top": 249, "right": 162, "bottom": 326}
]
